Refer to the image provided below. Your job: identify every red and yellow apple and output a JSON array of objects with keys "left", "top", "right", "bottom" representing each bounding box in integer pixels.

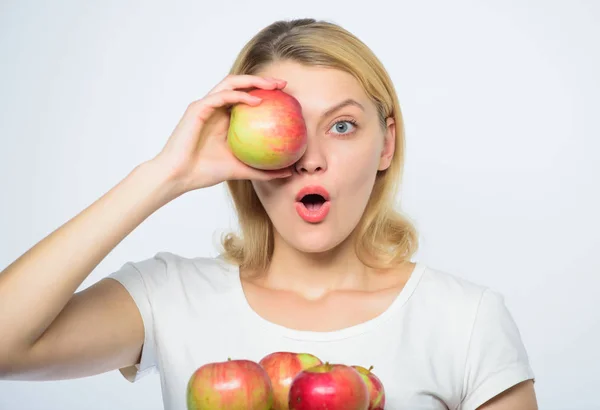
[
  {"left": 259, "top": 351, "right": 323, "bottom": 410},
  {"left": 288, "top": 362, "right": 369, "bottom": 410},
  {"left": 186, "top": 358, "right": 273, "bottom": 410},
  {"left": 227, "top": 88, "right": 307, "bottom": 170},
  {"left": 352, "top": 365, "right": 386, "bottom": 410}
]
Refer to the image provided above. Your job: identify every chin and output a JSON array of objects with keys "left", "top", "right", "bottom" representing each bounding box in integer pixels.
[
  {"left": 294, "top": 241, "right": 338, "bottom": 254},
  {"left": 280, "top": 226, "right": 348, "bottom": 254}
]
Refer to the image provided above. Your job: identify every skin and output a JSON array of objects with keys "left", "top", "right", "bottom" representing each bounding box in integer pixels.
[
  {"left": 0, "top": 74, "right": 290, "bottom": 380},
  {"left": 242, "top": 61, "right": 415, "bottom": 332},
  {"left": 478, "top": 380, "right": 537, "bottom": 410},
  {"left": 0, "top": 60, "right": 537, "bottom": 409}
]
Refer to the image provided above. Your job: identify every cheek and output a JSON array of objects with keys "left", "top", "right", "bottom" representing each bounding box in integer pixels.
[
  {"left": 251, "top": 181, "right": 285, "bottom": 210},
  {"left": 330, "top": 143, "right": 382, "bottom": 187}
]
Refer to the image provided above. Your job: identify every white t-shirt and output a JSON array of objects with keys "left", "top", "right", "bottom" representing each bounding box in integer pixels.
[{"left": 107, "top": 252, "right": 535, "bottom": 410}]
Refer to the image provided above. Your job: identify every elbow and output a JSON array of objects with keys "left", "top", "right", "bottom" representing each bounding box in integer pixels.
[
  {"left": 0, "top": 360, "right": 16, "bottom": 380},
  {"left": 0, "top": 345, "right": 27, "bottom": 380}
]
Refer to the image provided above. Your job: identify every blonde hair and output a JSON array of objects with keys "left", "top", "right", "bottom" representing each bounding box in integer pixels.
[{"left": 220, "top": 18, "right": 419, "bottom": 272}]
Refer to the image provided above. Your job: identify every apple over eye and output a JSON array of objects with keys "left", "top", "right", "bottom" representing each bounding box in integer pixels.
[
  {"left": 227, "top": 89, "right": 308, "bottom": 171},
  {"left": 287, "top": 362, "right": 370, "bottom": 410}
]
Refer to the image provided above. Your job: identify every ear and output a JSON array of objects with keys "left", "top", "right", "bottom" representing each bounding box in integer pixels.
[{"left": 378, "top": 117, "right": 396, "bottom": 171}]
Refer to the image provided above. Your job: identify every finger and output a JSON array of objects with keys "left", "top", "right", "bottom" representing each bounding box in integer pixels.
[
  {"left": 232, "top": 166, "right": 293, "bottom": 182},
  {"left": 188, "top": 90, "right": 262, "bottom": 123},
  {"left": 250, "top": 168, "right": 293, "bottom": 181},
  {"left": 209, "top": 74, "right": 287, "bottom": 94}
]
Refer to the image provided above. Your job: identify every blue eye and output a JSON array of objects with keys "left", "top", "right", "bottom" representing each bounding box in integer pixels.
[{"left": 330, "top": 120, "right": 357, "bottom": 136}]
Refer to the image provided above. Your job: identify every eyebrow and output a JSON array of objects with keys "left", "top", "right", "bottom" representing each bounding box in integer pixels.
[{"left": 321, "top": 98, "right": 365, "bottom": 118}]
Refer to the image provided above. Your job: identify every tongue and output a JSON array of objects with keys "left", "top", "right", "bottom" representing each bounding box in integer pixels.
[{"left": 305, "top": 202, "right": 323, "bottom": 211}]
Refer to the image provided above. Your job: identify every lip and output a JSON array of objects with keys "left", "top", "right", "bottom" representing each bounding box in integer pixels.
[{"left": 294, "top": 184, "right": 331, "bottom": 223}]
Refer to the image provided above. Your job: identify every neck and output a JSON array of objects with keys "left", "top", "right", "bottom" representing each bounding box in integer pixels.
[{"left": 261, "top": 230, "right": 371, "bottom": 299}]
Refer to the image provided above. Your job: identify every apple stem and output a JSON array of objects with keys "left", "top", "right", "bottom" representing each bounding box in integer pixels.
[
  {"left": 368, "top": 365, "right": 374, "bottom": 372},
  {"left": 227, "top": 357, "right": 231, "bottom": 361}
]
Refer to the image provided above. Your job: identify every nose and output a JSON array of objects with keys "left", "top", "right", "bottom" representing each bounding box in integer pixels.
[{"left": 294, "top": 137, "right": 327, "bottom": 175}]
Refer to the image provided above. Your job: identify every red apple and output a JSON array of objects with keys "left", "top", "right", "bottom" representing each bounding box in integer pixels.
[
  {"left": 288, "top": 362, "right": 369, "bottom": 410},
  {"left": 186, "top": 358, "right": 273, "bottom": 410},
  {"left": 352, "top": 365, "right": 386, "bottom": 410},
  {"left": 227, "top": 88, "right": 307, "bottom": 170},
  {"left": 259, "top": 351, "right": 323, "bottom": 410}
]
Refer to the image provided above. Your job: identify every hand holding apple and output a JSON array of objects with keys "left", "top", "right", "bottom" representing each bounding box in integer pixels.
[{"left": 152, "top": 75, "right": 294, "bottom": 196}]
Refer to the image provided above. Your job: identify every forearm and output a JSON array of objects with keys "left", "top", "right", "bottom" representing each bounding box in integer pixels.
[{"left": 0, "top": 160, "right": 178, "bottom": 354}]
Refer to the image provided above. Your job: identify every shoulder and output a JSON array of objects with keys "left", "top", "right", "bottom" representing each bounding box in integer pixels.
[
  {"left": 108, "top": 251, "right": 240, "bottom": 294},
  {"left": 416, "top": 264, "right": 521, "bottom": 333},
  {"left": 414, "top": 263, "right": 493, "bottom": 318},
  {"left": 414, "top": 264, "right": 523, "bottom": 344},
  {"left": 412, "top": 264, "right": 535, "bottom": 409}
]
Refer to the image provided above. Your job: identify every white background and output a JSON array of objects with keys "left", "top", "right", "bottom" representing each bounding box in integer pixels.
[{"left": 1, "top": 1, "right": 598, "bottom": 409}]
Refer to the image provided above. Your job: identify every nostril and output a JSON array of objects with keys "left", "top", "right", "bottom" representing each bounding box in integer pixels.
[
  {"left": 298, "top": 166, "right": 323, "bottom": 173},
  {"left": 294, "top": 159, "right": 326, "bottom": 174}
]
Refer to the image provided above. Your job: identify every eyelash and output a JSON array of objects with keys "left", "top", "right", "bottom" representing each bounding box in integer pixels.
[{"left": 329, "top": 118, "right": 359, "bottom": 137}]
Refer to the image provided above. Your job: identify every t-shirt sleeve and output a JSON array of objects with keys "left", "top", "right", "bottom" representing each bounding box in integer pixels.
[
  {"left": 459, "top": 289, "right": 535, "bottom": 410},
  {"left": 106, "top": 255, "right": 168, "bottom": 383}
]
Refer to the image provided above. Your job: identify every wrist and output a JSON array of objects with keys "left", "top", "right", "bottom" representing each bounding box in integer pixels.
[{"left": 133, "top": 159, "right": 186, "bottom": 205}]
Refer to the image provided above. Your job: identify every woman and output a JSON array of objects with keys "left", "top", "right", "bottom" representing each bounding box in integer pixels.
[{"left": 0, "top": 18, "right": 536, "bottom": 409}]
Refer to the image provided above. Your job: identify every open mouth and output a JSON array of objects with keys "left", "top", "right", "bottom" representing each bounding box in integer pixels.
[
  {"left": 300, "top": 193, "right": 327, "bottom": 210},
  {"left": 295, "top": 185, "right": 331, "bottom": 223}
]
